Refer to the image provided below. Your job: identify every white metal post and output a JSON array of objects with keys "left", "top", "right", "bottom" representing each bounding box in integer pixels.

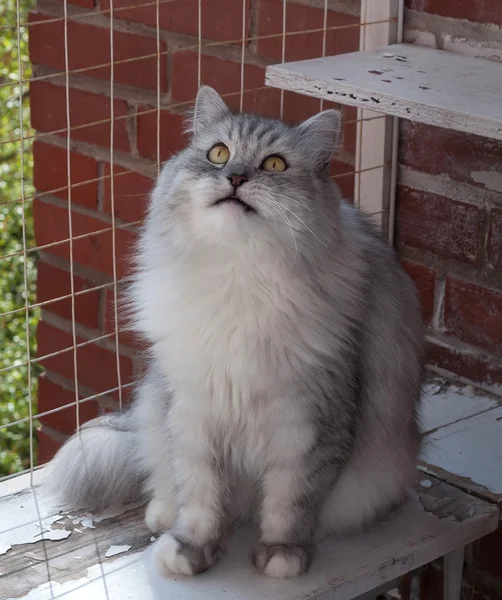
[{"left": 355, "top": 0, "right": 403, "bottom": 239}]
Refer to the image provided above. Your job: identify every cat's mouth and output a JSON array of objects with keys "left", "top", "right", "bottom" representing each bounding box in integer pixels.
[{"left": 212, "top": 196, "right": 256, "bottom": 214}]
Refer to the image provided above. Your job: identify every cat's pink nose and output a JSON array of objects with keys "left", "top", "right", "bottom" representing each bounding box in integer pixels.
[{"left": 228, "top": 174, "right": 248, "bottom": 188}]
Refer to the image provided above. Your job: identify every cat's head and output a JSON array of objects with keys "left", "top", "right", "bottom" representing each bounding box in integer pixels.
[{"left": 150, "top": 86, "right": 342, "bottom": 256}]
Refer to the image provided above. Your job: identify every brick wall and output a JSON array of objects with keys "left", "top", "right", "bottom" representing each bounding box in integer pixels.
[
  {"left": 29, "top": 0, "right": 360, "bottom": 460},
  {"left": 398, "top": 2, "right": 502, "bottom": 395},
  {"left": 397, "top": 2, "right": 502, "bottom": 599}
]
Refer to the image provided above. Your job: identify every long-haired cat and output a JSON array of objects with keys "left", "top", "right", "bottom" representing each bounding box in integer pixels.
[{"left": 47, "top": 86, "right": 423, "bottom": 578}]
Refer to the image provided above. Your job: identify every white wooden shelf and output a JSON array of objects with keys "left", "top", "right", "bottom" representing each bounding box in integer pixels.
[
  {"left": 265, "top": 43, "right": 502, "bottom": 141},
  {"left": 420, "top": 382, "right": 502, "bottom": 506},
  {"left": 1, "top": 476, "right": 498, "bottom": 600},
  {"left": 2, "top": 382, "right": 501, "bottom": 600}
]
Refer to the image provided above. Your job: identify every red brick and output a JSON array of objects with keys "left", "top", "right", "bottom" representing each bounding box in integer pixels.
[
  {"left": 401, "top": 259, "right": 436, "bottom": 324},
  {"left": 398, "top": 575, "right": 413, "bottom": 600},
  {"left": 37, "top": 428, "right": 66, "bottom": 466},
  {"left": 281, "top": 91, "right": 335, "bottom": 123},
  {"left": 487, "top": 208, "right": 502, "bottom": 271},
  {"left": 37, "top": 261, "right": 101, "bottom": 329},
  {"left": 343, "top": 106, "right": 357, "bottom": 155},
  {"left": 406, "top": 0, "right": 502, "bottom": 27},
  {"left": 397, "top": 186, "right": 482, "bottom": 265},
  {"left": 103, "top": 163, "right": 152, "bottom": 223},
  {"left": 37, "top": 320, "right": 134, "bottom": 395},
  {"left": 257, "top": 0, "right": 359, "bottom": 61},
  {"left": 477, "top": 525, "right": 502, "bottom": 579},
  {"left": 100, "top": 0, "right": 250, "bottom": 43},
  {"left": 29, "top": 12, "right": 167, "bottom": 92},
  {"left": 331, "top": 160, "right": 355, "bottom": 201},
  {"left": 235, "top": 87, "right": 282, "bottom": 120},
  {"left": 418, "top": 562, "right": 443, "bottom": 600},
  {"left": 33, "top": 198, "right": 136, "bottom": 278},
  {"left": 171, "top": 52, "right": 265, "bottom": 103},
  {"left": 33, "top": 141, "right": 98, "bottom": 209},
  {"left": 427, "top": 339, "right": 502, "bottom": 387},
  {"left": 38, "top": 375, "right": 99, "bottom": 435},
  {"left": 137, "top": 107, "right": 186, "bottom": 162},
  {"left": 444, "top": 277, "right": 502, "bottom": 354},
  {"left": 400, "top": 122, "right": 502, "bottom": 189},
  {"left": 103, "top": 287, "right": 142, "bottom": 349},
  {"left": 53, "top": 0, "right": 95, "bottom": 7},
  {"left": 281, "top": 93, "right": 355, "bottom": 156},
  {"left": 211, "top": 87, "right": 283, "bottom": 120},
  {"left": 30, "top": 81, "right": 130, "bottom": 153},
  {"left": 461, "top": 580, "right": 501, "bottom": 600}
]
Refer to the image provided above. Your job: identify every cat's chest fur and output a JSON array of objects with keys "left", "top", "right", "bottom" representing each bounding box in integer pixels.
[{"left": 145, "top": 252, "right": 329, "bottom": 405}]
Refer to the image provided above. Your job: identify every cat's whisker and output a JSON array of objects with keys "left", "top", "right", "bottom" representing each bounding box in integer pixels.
[
  {"left": 271, "top": 192, "right": 314, "bottom": 212},
  {"left": 273, "top": 202, "right": 327, "bottom": 248},
  {"left": 263, "top": 199, "right": 298, "bottom": 264}
]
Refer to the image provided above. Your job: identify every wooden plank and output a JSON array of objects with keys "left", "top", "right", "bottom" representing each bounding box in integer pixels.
[
  {"left": 354, "top": 0, "right": 399, "bottom": 232},
  {"left": 265, "top": 43, "right": 502, "bottom": 141},
  {"left": 420, "top": 383, "right": 499, "bottom": 434},
  {"left": 0, "top": 483, "right": 149, "bottom": 598},
  {"left": 421, "top": 406, "right": 502, "bottom": 506},
  {"left": 1, "top": 476, "right": 498, "bottom": 600},
  {"left": 419, "top": 381, "right": 502, "bottom": 507}
]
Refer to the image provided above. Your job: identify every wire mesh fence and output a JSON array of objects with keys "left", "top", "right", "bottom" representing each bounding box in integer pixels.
[{"left": 0, "top": 0, "right": 395, "bottom": 482}]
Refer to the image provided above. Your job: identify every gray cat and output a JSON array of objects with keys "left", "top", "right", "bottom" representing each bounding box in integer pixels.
[{"left": 47, "top": 86, "right": 423, "bottom": 578}]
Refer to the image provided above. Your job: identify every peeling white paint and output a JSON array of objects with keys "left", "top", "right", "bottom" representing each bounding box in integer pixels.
[
  {"left": 442, "top": 35, "right": 502, "bottom": 62},
  {"left": 105, "top": 544, "right": 132, "bottom": 558},
  {"left": 71, "top": 515, "right": 94, "bottom": 528},
  {"left": 420, "top": 480, "right": 433, "bottom": 488},
  {"left": 93, "top": 502, "right": 144, "bottom": 523},
  {"left": 80, "top": 518, "right": 95, "bottom": 529},
  {"left": 424, "top": 383, "right": 443, "bottom": 396},
  {"left": 404, "top": 29, "right": 436, "bottom": 48},
  {"left": 24, "top": 552, "right": 45, "bottom": 561},
  {"left": 7, "top": 550, "right": 150, "bottom": 600},
  {"left": 400, "top": 167, "right": 502, "bottom": 209},
  {"left": 0, "top": 541, "right": 12, "bottom": 555},
  {"left": 0, "top": 495, "right": 71, "bottom": 556},
  {"left": 38, "top": 529, "right": 72, "bottom": 542},
  {"left": 420, "top": 385, "right": 498, "bottom": 434},
  {"left": 424, "top": 406, "right": 502, "bottom": 494},
  {"left": 471, "top": 171, "right": 502, "bottom": 193},
  {"left": 69, "top": 502, "right": 145, "bottom": 531}
]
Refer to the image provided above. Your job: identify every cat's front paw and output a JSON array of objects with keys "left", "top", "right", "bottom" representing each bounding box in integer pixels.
[
  {"left": 252, "top": 543, "right": 312, "bottom": 578},
  {"left": 145, "top": 498, "right": 177, "bottom": 533},
  {"left": 153, "top": 532, "right": 223, "bottom": 576}
]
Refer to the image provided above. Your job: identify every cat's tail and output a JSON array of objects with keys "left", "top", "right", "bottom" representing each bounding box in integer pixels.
[{"left": 45, "top": 412, "right": 145, "bottom": 510}]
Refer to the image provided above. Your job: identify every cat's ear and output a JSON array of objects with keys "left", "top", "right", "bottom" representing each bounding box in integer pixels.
[
  {"left": 189, "top": 86, "right": 231, "bottom": 135},
  {"left": 297, "top": 110, "right": 341, "bottom": 171}
]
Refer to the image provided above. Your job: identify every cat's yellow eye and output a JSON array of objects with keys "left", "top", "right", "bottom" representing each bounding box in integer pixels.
[
  {"left": 208, "top": 144, "right": 230, "bottom": 165},
  {"left": 261, "top": 155, "right": 287, "bottom": 173}
]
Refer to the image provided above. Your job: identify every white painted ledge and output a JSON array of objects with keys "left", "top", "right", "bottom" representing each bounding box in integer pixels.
[
  {"left": 420, "top": 382, "right": 502, "bottom": 504},
  {"left": 1, "top": 478, "right": 498, "bottom": 600},
  {"left": 2, "top": 382, "right": 501, "bottom": 599},
  {"left": 265, "top": 43, "right": 502, "bottom": 141}
]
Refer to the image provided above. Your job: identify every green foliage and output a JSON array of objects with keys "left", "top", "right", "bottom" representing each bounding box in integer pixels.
[{"left": 0, "top": 0, "right": 40, "bottom": 477}]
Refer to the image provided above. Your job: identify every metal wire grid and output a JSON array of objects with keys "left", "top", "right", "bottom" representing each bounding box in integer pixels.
[{"left": 0, "top": 0, "right": 396, "bottom": 483}]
